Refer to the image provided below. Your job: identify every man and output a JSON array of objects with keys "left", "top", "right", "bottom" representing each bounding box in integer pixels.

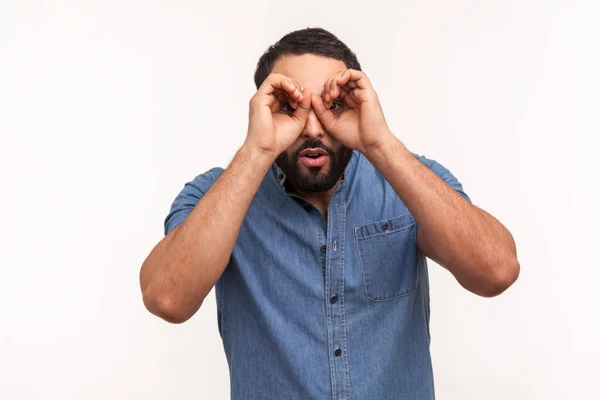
[{"left": 140, "top": 27, "right": 519, "bottom": 399}]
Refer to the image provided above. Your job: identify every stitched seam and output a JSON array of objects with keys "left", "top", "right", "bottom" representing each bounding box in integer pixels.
[
  {"left": 340, "top": 192, "right": 350, "bottom": 399},
  {"left": 355, "top": 222, "right": 416, "bottom": 240},
  {"left": 323, "top": 214, "right": 336, "bottom": 400},
  {"left": 355, "top": 226, "right": 372, "bottom": 302},
  {"left": 354, "top": 212, "right": 415, "bottom": 239},
  {"left": 207, "top": 168, "right": 216, "bottom": 182}
]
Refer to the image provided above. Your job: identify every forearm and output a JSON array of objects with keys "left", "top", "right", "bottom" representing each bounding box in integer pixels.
[
  {"left": 365, "top": 135, "right": 519, "bottom": 297},
  {"left": 140, "top": 144, "right": 274, "bottom": 322}
]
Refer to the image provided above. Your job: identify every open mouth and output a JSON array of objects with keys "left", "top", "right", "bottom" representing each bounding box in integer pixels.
[
  {"left": 299, "top": 148, "right": 328, "bottom": 167},
  {"left": 299, "top": 148, "right": 327, "bottom": 157}
]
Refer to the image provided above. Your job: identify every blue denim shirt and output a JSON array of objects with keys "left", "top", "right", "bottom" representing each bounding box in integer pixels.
[{"left": 164, "top": 150, "right": 470, "bottom": 400}]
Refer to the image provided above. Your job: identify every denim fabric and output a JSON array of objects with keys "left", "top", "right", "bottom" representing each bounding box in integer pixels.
[{"left": 164, "top": 150, "right": 470, "bottom": 400}]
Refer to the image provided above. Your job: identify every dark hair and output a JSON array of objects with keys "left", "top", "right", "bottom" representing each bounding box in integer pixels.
[{"left": 253, "top": 27, "right": 361, "bottom": 89}]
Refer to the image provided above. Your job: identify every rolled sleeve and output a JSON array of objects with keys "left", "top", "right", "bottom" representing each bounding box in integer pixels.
[
  {"left": 412, "top": 153, "right": 471, "bottom": 203},
  {"left": 163, "top": 167, "right": 223, "bottom": 236}
]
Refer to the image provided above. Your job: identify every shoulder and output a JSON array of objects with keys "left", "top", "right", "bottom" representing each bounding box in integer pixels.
[
  {"left": 411, "top": 152, "right": 471, "bottom": 202},
  {"left": 163, "top": 166, "right": 225, "bottom": 235},
  {"left": 192, "top": 166, "right": 225, "bottom": 187},
  {"left": 411, "top": 152, "right": 451, "bottom": 178}
]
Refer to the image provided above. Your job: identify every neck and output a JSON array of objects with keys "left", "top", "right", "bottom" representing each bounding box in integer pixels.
[{"left": 291, "top": 176, "right": 343, "bottom": 221}]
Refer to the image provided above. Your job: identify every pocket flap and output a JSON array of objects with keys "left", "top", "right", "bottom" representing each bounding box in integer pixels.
[{"left": 354, "top": 212, "right": 415, "bottom": 240}]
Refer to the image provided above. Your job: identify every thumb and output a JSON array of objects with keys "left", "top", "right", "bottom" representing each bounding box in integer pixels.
[
  {"left": 311, "top": 94, "right": 336, "bottom": 132},
  {"left": 291, "top": 87, "right": 312, "bottom": 128}
]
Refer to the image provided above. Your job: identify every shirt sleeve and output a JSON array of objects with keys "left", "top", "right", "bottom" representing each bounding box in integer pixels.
[
  {"left": 163, "top": 167, "right": 223, "bottom": 236},
  {"left": 412, "top": 153, "right": 471, "bottom": 203}
]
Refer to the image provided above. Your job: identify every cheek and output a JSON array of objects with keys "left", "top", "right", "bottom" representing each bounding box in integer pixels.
[
  {"left": 324, "top": 135, "right": 343, "bottom": 149},
  {"left": 285, "top": 148, "right": 300, "bottom": 163},
  {"left": 329, "top": 144, "right": 344, "bottom": 157}
]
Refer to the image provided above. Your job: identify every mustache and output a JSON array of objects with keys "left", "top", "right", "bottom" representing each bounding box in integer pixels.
[{"left": 294, "top": 141, "right": 333, "bottom": 158}]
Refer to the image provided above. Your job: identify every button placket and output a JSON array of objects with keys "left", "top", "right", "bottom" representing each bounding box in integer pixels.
[{"left": 322, "top": 180, "right": 350, "bottom": 400}]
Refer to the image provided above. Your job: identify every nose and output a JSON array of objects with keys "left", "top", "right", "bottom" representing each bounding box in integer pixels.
[{"left": 301, "top": 109, "right": 325, "bottom": 141}]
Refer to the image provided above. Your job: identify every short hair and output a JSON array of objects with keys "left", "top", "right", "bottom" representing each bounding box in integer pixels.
[{"left": 253, "top": 27, "right": 362, "bottom": 89}]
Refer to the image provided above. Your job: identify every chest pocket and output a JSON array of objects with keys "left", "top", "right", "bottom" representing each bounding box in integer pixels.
[{"left": 354, "top": 212, "right": 419, "bottom": 301}]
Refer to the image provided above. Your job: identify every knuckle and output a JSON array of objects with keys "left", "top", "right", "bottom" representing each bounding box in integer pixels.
[
  {"left": 261, "top": 73, "right": 279, "bottom": 87},
  {"left": 270, "top": 72, "right": 285, "bottom": 82},
  {"left": 249, "top": 95, "right": 260, "bottom": 107}
]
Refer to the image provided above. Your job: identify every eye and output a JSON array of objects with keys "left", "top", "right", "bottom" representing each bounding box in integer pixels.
[
  {"left": 330, "top": 100, "right": 344, "bottom": 111},
  {"left": 280, "top": 102, "right": 294, "bottom": 113}
]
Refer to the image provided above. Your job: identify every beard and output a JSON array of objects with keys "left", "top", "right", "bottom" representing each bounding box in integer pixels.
[{"left": 275, "top": 140, "right": 353, "bottom": 193}]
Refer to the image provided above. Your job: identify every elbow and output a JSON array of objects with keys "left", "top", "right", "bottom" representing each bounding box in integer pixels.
[
  {"left": 142, "top": 286, "right": 199, "bottom": 324},
  {"left": 478, "top": 256, "right": 520, "bottom": 298},
  {"left": 139, "top": 252, "right": 201, "bottom": 324}
]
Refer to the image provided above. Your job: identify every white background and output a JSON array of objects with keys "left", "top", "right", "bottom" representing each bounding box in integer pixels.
[{"left": 1, "top": 1, "right": 598, "bottom": 399}]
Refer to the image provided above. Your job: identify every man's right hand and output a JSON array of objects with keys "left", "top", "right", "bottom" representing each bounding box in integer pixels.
[{"left": 245, "top": 73, "right": 312, "bottom": 160}]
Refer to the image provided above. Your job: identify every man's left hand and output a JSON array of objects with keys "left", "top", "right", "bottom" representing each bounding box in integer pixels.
[{"left": 311, "top": 69, "right": 393, "bottom": 155}]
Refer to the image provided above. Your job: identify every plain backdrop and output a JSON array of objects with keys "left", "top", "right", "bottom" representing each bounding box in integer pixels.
[{"left": 1, "top": 1, "right": 598, "bottom": 399}]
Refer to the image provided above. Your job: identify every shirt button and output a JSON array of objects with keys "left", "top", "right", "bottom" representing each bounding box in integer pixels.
[
  {"left": 383, "top": 221, "right": 390, "bottom": 231},
  {"left": 330, "top": 294, "right": 338, "bottom": 304},
  {"left": 334, "top": 348, "right": 342, "bottom": 357},
  {"left": 320, "top": 245, "right": 327, "bottom": 254}
]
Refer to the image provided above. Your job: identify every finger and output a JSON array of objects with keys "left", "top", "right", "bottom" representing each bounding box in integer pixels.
[
  {"left": 272, "top": 90, "right": 297, "bottom": 112},
  {"left": 289, "top": 79, "right": 304, "bottom": 103},
  {"left": 338, "top": 71, "right": 359, "bottom": 90},
  {"left": 275, "top": 91, "right": 287, "bottom": 105},
  {"left": 260, "top": 74, "right": 303, "bottom": 102},
  {"left": 291, "top": 87, "right": 312, "bottom": 127},
  {"left": 281, "top": 78, "right": 303, "bottom": 101},
  {"left": 311, "top": 93, "right": 336, "bottom": 132},
  {"left": 290, "top": 83, "right": 303, "bottom": 102},
  {"left": 291, "top": 79, "right": 304, "bottom": 93},
  {"left": 330, "top": 70, "right": 346, "bottom": 104},
  {"left": 339, "top": 82, "right": 354, "bottom": 93},
  {"left": 288, "top": 97, "right": 298, "bottom": 109},
  {"left": 285, "top": 79, "right": 304, "bottom": 109},
  {"left": 323, "top": 76, "right": 333, "bottom": 106},
  {"left": 338, "top": 88, "right": 349, "bottom": 101},
  {"left": 324, "top": 75, "right": 334, "bottom": 107},
  {"left": 344, "top": 92, "right": 360, "bottom": 109},
  {"left": 326, "top": 72, "right": 342, "bottom": 105},
  {"left": 324, "top": 91, "right": 331, "bottom": 107},
  {"left": 261, "top": 75, "right": 305, "bottom": 113},
  {"left": 337, "top": 69, "right": 370, "bottom": 91}
]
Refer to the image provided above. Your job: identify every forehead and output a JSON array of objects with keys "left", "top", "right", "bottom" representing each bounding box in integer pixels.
[{"left": 271, "top": 54, "right": 347, "bottom": 95}]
